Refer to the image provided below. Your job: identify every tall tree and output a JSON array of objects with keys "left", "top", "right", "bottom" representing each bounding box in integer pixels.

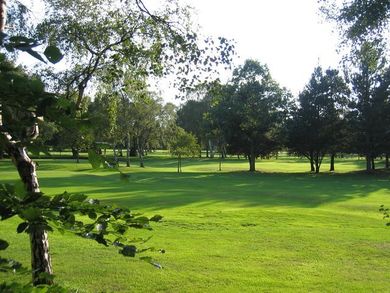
[
  {"left": 348, "top": 42, "right": 389, "bottom": 171},
  {"left": 177, "top": 99, "right": 209, "bottom": 156},
  {"left": 212, "top": 59, "right": 288, "bottom": 172},
  {"left": 130, "top": 93, "right": 162, "bottom": 167},
  {"left": 34, "top": 0, "right": 234, "bottom": 111},
  {"left": 0, "top": 54, "right": 56, "bottom": 285},
  {"left": 286, "top": 66, "right": 350, "bottom": 173}
]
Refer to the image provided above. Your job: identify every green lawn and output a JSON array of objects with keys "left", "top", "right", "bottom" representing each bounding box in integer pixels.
[{"left": 0, "top": 154, "right": 389, "bottom": 292}]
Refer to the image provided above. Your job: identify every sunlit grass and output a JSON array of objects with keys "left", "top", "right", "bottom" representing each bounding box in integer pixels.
[{"left": 0, "top": 154, "right": 389, "bottom": 292}]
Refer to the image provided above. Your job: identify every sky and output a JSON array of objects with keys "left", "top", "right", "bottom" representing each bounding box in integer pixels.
[
  {"left": 18, "top": 0, "right": 342, "bottom": 105},
  {"left": 179, "top": 0, "right": 341, "bottom": 97}
]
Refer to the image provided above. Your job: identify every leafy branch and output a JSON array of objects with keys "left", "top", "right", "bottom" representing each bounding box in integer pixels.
[{"left": 0, "top": 183, "right": 164, "bottom": 264}]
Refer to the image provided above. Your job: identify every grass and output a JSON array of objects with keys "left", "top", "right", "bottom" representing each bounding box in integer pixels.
[{"left": 0, "top": 153, "right": 389, "bottom": 292}]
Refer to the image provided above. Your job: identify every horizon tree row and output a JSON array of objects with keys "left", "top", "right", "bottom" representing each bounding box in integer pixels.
[{"left": 178, "top": 43, "right": 390, "bottom": 173}]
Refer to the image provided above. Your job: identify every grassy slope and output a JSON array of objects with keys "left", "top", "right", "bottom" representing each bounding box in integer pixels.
[{"left": 0, "top": 154, "right": 389, "bottom": 292}]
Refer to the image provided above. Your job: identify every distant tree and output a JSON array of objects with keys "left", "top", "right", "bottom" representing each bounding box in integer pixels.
[
  {"left": 212, "top": 59, "right": 288, "bottom": 172},
  {"left": 158, "top": 102, "right": 178, "bottom": 150},
  {"left": 89, "top": 86, "right": 120, "bottom": 153},
  {"left": 177, "top": 99, "right": 209, "bottom": 156},
  {"left": 130, "top": 93, "right": 162, "bottom": 167},
  {"left": 348, "top": 42, "right": 389, "bottom": 171},
  {"left": 170, "top": 127, "right": 200, "bottom": 173},
  {"left": 286, "top": 66, "right": 350, "bottom": 173}
]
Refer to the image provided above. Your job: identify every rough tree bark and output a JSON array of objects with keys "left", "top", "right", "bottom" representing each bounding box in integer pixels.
[
  {"left": 0, "top": 0, "right": 5, "bottom": 33},
  {"left": 4, "top": 140, "right": 54, "bottom": 286}
]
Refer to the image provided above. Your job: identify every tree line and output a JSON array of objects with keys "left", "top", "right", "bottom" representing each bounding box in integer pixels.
[{"left": 13, "top": 42, "right": 390, "bottom": 175}]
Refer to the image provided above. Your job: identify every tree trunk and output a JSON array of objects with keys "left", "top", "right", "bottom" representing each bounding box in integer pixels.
[
  {"left": 371, "top": 157, "right": 375, "bottom": 170},
  {"left": 0, "top": 0, "right": 6, "bottom": 33},
  {"left": 177, "top": 155, "right": 181, "bottom": 173},
  {"left": 315, "top": 162, "right": 320, "bottom": 174},
  {"left": 248, "top": 144, "right": 256, "bottom": 172},
  {"left": 71, "top": 147, "right": 79, "bottom": 163},
  {"left": 310, "top": 152, "right": 315, "bottom": 172},
  {"left": 1, "top": 7, "right": 53, "bottom": 285},
  {"left": 126, "top": 134, "right": 130, "bottom": 167},
  {"left": 209, "top": 139, "right": 214, "bottom": 158},
  {"left": 29, "top": 226, "right": 53, "bottom": 286},
  {"left": 330, "top": 153, "right": 335, "bottom": 172},
  {"left": 139, "top": 151, "right": 144, "bottom": 168},
  {"left": 366, "top": 155, "right": 372, "bottom": 171},
  {"left": 219, "top": 152, "right": 222, "bottom": 171},
  {"left": 6, "top": 145, "right": 53, "bottom": 285},
  {"left": 113, "top": 144, "right": 118, "bottom": 166},
  {"left": 386, "top": 153, "right": 389, "bottom": 169}
]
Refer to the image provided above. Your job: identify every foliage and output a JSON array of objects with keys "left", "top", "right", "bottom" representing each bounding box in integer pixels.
[
  {"left": 169, "top": 127, "right": 200, "bottom": 172},
  {"left": 210, "top": 59, "right": 289, "bottom": 171},
  {"left": 347, "top": 42, "right": 390, "bottom": 170},
  {"left": 0, "top": 182, "right": 164, "bottom": 261},
  {"left": 320, "top": 0, "right": 390, "bottom": 43},
  {"left": 32, "top": 0, "right": 234, "bottom": 106},
  {"left": 286, "top": 66, "right": 350, "bottom": 172}
]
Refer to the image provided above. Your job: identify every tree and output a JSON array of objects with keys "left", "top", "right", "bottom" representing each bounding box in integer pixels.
[
  {"left": 1, "top": 0, "right": 234, "bottom": 286},
  {"left": 320, "top": 0, "right": 390, "bottom": 43},
  {"left": 177, "top": 99, "right": 209, "bottom": 157},
  {"left": 286, "top": 66, "right": 350, "bottom": 173},
  {"left": 348, "top": 42, "right": 389, "bottom": 171},
  {"left": 129, "top": 92, "right": 162, "bottom": 168},
  {"left": 211, "top": 59, "right": 288, "bottom": 172},
  {"left": 158, "top": 102, "right": 178, "bottom": 150},
  {"left": 33, "top": 0, "right": 234, "bottom": 111},
  {"left": 170, "top": 127, "right": 200, "bottom": 173}
]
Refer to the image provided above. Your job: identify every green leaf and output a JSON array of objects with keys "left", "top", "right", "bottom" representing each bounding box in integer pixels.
[
  {"left": 87, "top": 211, "right": 97, "bottom": 220},
  {"left": 135, "top": 216, "right": 149, "bottom": 224},
  {"left": 16, "top": 222, "right": 29, "bottom": 233},
  {"left": 21, "top": 207, "right": 42, "bottom": 221},
  {"left": 119, "top": 245, "right": 136, "bottom": 257},
  {"left": 44, "top": 45, "right": 63, "bottom": 64},
  {"left": 69, "top": 193, "right": 87, "bottom": 202},
  {"left": 150, "top": 215, "right": 163, "bottom": 222},
  {"left": 0, "top": 239, "right": 9, "bottom": 250}
]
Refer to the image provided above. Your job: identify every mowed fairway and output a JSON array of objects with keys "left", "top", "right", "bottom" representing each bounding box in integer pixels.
[{"left": 0, "top": 154, "right": 389, "bottom": 292}]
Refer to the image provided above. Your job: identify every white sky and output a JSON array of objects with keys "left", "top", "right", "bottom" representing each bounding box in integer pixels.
[
  {"left": 185, "top": 0, "right": 341, "bottom": 95},
  {"left": 17, "top": 0, "right": 342, "bottom": 105}
]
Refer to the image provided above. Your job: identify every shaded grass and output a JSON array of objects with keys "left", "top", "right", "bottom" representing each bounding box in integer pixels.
[{"left": 0, "top": 155, "right": 389, "bottom": 292}]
